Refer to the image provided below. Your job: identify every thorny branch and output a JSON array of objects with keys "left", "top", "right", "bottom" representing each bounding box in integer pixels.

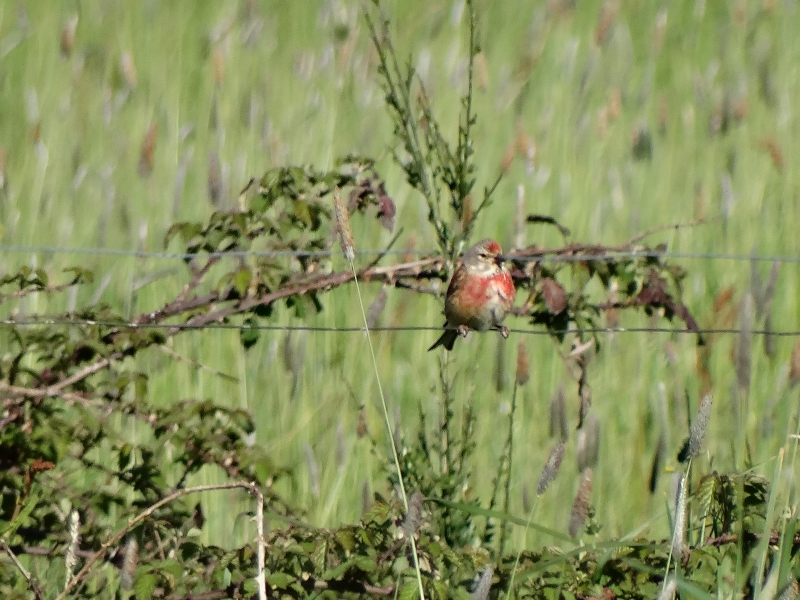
[{"left": 56, "top": 483, "right": 265, "bottom": 600}]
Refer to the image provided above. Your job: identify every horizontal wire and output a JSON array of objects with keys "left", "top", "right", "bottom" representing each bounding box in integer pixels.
[
  {"left": 0, "top": 318, "right": 794, "bottom": 337},
  {"left": 0, "top": 244, "right": 796, "bottom": 263}
]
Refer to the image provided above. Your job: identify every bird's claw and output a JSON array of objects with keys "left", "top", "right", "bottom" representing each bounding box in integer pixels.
[
  {"left": 457, "top": 324, "right": 470, "bottom": 339},
  {"left": 499, "top": 325, "right": 510, "bottom": 339}
]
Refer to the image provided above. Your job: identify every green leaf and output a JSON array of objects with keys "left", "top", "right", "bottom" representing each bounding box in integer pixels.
[
  {"left": 233, "top": 267, "right": 252, "bottom": 297},
  {"left": 294, "top": 200, "right": 312, "bottom": 227},
  {"left": 134, "top": 570, "right": 158, "bottom": 599},
  {"left": 1, "top": 488, "right": 40, "bottom": 537},
  {"left": 240, "top": 317, "right": 260, "bottom": 349},
  {"left": 267, "top": 572, "right": 295, "bottom": 588},
  {"left": 397, "top": 580, "right": 421, "bottom": 600},
  {"left": 335, "top": 529, "right": 355, "bottom": 552}
]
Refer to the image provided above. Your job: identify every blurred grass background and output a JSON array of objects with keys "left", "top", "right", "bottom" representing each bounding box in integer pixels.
[{"left": 0, "top": 0, "right": 798, "bottom": 550}]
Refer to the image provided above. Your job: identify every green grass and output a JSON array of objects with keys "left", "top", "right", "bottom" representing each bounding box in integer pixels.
[{"left": 1, "top": 0, "right": 799, "bottom": 564}]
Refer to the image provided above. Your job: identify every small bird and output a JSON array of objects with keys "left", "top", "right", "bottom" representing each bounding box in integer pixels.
[{"left": 428, "top": 239, "right": 516, "bottom": 351}]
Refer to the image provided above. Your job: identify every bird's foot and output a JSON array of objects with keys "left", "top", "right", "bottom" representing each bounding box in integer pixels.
[
  {"left": 499, "top": 325, "right": 510, "bottom": 339},
  {"left": 457, "top": 324, "right": 470, "bottom": 339}
]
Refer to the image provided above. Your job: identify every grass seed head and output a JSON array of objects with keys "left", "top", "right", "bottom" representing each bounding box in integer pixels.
[
  {"left": 776, "top": 578, "right": 799, "bottom": 600},
  {"left": 671, "top": 473, "right": 688, "bottom": 560},
  {"left": 658, "top": 577, "right": 677, "bottom": 600},
  {"left": 120, "top": 537, "right": 139, "bottom": 590},
  {"left": 64, "top": 509, "right": 80, "bottom": 585},
  {"left": 568, "top": 468, "right": 593, "bottom": 538},
  {"left": 687, "top": 393, "right": 712, "bottom": 461},
  {"left": 471, "top": 566, "right": 493, "bottom": 600},
  {"left": 537, "top": 440, "right": 566, "bottom": 496},
  {"left": 401, "top": 491, "right": 424, "bottom": 539},
  {"left": 576, "top": 412, "right": 600, "bottom": 472},
  {"left": 333, "top": 187, "right": 355, "bottom": 262}
]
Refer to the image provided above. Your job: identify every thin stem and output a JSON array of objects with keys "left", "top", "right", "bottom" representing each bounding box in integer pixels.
[
  {"left": 347, "top": 260, "right": 426, "bottom": 600},
  {"left": 499, "top": 380, "right": 519, "bottom": 556},
  {"left": 0, "top": 539, "right": 43, "bottom": 600},
  {"left": 506, "top": 496, "right": 540, "bottom": 600}
]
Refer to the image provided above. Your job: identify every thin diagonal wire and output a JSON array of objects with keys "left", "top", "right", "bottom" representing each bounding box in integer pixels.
[{"left": 0, "top": 318, "right": 797, "bottom": 337}]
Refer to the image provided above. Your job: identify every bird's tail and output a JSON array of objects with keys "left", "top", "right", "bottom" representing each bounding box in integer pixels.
[{"left": 428, "top": 329, "right": 458, "bottom": 351}]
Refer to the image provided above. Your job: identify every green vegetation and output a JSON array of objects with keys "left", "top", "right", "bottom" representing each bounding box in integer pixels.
[{"left": 0, "top": 0, "right": 798, "bottom": 597}]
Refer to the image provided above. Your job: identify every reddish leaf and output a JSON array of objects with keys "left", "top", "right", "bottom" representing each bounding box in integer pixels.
[
  {"left": 376, "top": 183, "right": 395, "bottom": 231},
  {"left": 542, "top": 278, "right": 567, "bottom": 314}
]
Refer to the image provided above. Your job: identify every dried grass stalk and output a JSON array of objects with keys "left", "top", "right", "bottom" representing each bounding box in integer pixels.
[{"left": 568, "top": 468, "right": 592, "bottom": 537}]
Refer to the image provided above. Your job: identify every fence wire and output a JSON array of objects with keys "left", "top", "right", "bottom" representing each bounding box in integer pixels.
[
  {"left": 0, "top": 244, "right": 796, "bottom": 264},
  {"left": 0, "top": 318, "right": 793, "bottom": 338}
]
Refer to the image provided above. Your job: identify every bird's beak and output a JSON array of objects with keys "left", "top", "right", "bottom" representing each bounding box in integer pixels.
[{"left": 496, "top": 254, "right": 511, "bottom": 265}]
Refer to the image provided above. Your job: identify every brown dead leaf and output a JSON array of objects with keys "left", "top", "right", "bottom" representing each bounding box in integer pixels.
[{"left": 542, "top": 278, "right": 568, "bottom": 314}]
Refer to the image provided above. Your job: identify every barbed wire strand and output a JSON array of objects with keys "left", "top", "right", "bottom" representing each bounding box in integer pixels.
[
  {"left": 0, "top": 318, "right": 796, "bottom": 337},
  {"left": 0, "top": 244, "right": 797, "bottom": 263}
]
